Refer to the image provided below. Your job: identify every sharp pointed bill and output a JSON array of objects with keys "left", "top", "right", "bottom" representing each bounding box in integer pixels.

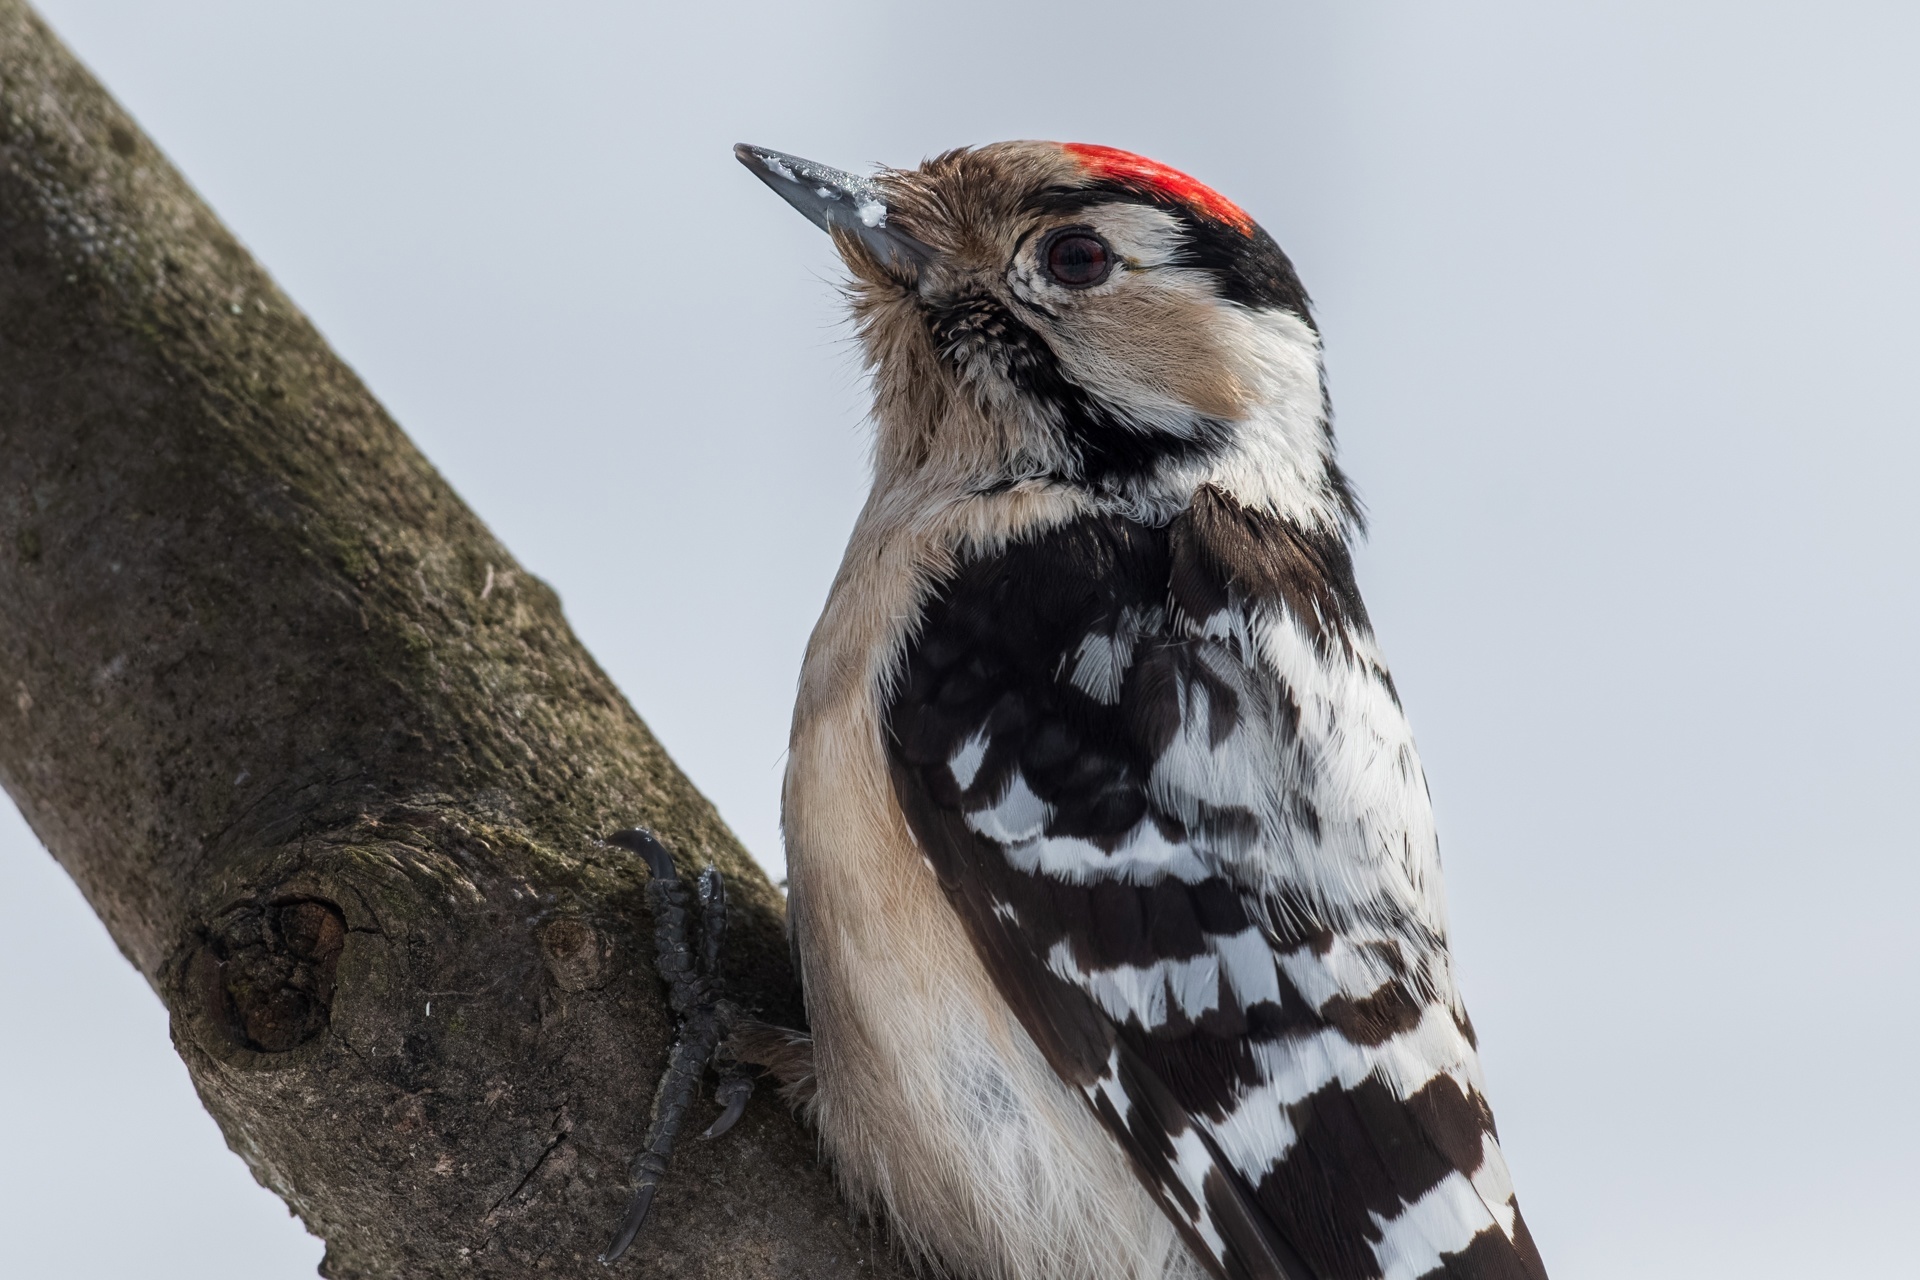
[{"left": 734, "top": 143, "right": 933, "bottom": 273}]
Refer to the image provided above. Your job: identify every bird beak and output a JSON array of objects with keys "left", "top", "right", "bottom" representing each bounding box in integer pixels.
[{"left": 734, "top": 143, "right": 933, "bottom": 275}]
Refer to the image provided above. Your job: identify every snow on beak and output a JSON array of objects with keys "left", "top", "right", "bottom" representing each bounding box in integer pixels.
[{"left": 734, "top": 143, "right": 933, "bottom": 275}]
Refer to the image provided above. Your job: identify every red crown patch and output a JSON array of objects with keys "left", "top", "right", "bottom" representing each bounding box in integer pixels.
[{"left": 1062, "top": 143, "right": 1255, "bottom": 235}]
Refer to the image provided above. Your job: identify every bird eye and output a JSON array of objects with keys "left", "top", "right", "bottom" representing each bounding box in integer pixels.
[{"left": 1043, "top": 231, "right": 1112, "bottom": 288}]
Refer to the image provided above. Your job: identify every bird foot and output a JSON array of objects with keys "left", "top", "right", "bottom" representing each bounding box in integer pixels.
[{"left": 598, "top": 829, "right": 761, "bottom": 1265}]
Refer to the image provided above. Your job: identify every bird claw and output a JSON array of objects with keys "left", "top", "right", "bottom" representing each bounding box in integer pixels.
[
  {"left": 598, "top": 1181, "right": 659, "bottom": 1266},
  {"left": 599, "top": 829, "right": 752, "bottom": 1265},
  {"left": 701, "top": 1074, "right": 754, "bottom": 1140}
]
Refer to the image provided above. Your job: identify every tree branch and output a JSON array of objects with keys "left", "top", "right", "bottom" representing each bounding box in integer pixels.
[{"left": 0, "top": 5, "right": 891, "bottom": 1276}]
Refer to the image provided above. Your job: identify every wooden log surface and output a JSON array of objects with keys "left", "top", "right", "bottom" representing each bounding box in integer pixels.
[{"left": 0, "top": 5, "right": 895, "bottom": 1276}]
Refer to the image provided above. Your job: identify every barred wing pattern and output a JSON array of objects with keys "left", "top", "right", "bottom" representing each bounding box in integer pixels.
[{"left": 885, "top": 489, "right": 1549, "bottom": 1280}]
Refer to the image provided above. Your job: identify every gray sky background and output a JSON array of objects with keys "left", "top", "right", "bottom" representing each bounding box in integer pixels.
[{"left": 4, "top": 2, "right": 1916, "bottom": 1277}]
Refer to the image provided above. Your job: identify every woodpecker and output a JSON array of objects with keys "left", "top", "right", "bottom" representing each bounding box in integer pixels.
[{"left": 731, "top": 141, "right": 1551, "bottom": 1280}]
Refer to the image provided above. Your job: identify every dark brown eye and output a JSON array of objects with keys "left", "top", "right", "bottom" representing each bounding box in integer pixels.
[{"left": 1044, "top": 231, "right": 1112, "bottom": 287}]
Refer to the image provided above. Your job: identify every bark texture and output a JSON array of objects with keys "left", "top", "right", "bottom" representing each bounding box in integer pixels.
[{"left": 0, "top": 6, "right": 899, "bottom": 1277}]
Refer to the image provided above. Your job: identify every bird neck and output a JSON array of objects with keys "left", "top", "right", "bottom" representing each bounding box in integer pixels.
[{"left": 865, "top": 303, "right": 1356, "bottom": 540}]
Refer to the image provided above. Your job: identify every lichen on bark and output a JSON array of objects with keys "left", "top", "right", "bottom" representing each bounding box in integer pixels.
[{"left": 0, "top": 5, "right": 893, "bottom": 1276}]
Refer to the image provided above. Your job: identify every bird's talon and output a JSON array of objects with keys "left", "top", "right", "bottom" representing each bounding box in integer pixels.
[
  {"left": 598, "top": 828, "right": 743, "bottom": 1264},
  {"left": 597, "top": 1182, "right": 659, "bottom": 1265},
  {"left": 608, "top": 827, "right": 676, "bottom": 882},
  {"left": 702, "top": 1075, "right": 754, "bottom": 1140}
]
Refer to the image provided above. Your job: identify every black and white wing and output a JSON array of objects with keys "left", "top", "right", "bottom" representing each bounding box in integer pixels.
[{"left": 885, "top": 489, "right": 1550, "bottom": 1280}]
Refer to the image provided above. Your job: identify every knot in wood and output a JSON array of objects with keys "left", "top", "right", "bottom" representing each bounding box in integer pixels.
[
  {"left": 538, "top": 917, "right": 613, "bottom": 992},
  {"left": 195, "top": 897, "right": 347, "bottom": 1053}
]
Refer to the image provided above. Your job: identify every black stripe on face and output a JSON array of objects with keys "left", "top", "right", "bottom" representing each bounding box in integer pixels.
[
  {"left": 1172, "top": 211, "right": 1315, "bottom": 321},
  {"left": 923, "top": 292, "right": 1232, "bottom": 489},
  {"left": 1031, "top": 183, "right": 1316, "bottom": 324}
]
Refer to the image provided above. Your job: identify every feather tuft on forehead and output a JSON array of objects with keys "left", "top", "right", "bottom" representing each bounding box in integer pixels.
[{"left": 1062, "top": 142, "right": 1255, "bottom": 235}]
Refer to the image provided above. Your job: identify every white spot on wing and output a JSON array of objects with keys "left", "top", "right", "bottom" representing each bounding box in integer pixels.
[
  {"left": 968, "top": 772, "right": 1050, "bottom": 843},
  {"left": 1214, "top": 928, "right": 1284, "bottom": 1013},
  {"left": 1166, "top": 1126, "right": 1228, "bottom": 1257},
  {"left": 1003, "top": 819, "right": 1213, "bottom": 884},
  {"left": 1044, "top": 928, "right": 1279, "bottom": 1028},
  {"left": 1067, "top": 607, "right": 1146, "bottom": 704},
  {"left": 949, "top": 731, "right": 989, "bottom": 791},
  {"left": 1084, "top": 1047, "right": 1229, "bottom": 1265},
  {"left": 1366, "top": 1170, "right": 1497, "bottom": 1280},
  {"left": 1070, "top": 631, "right": 1129, "bottom": 703},
  {"left": 1198, "top": 1096, "right": 1297, "bottom": 1188},
  {"left": 1049, "top": 939, "right": 1183, "bottom": 1026},
  {"left": 1275, "top": 934, "right": 1398, "bottom": 1011},
  {"left": 1205, "top": 1002, "right": 1477, "bottom": 1176},
  {"left": 1469, "top": 1135, "right": 1519, "bottom": 1239}
]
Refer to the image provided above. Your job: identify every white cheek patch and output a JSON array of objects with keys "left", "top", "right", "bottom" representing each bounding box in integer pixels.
[
  {"left": 1009, "top": 205, "right": 1265, "bottom": 435},
  {"left": 1050, "top": 277, "right": 1240, "bottom": 439},
  {"left": 1137, "top": 305, "right": 1346, "bottom": 530}
]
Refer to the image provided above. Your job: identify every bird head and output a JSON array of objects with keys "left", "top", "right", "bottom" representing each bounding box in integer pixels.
[{"left": 737, "top": 141, "right": 1355, "bottom": 530}]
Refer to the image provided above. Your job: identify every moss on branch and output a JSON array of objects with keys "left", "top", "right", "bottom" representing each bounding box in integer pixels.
[{"left": 0, "top": 5, "right": 891, "bottom": 1276}]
